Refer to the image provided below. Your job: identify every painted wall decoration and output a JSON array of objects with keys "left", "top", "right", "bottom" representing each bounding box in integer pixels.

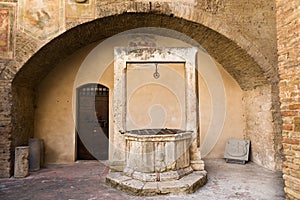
[
  {"left": 0, "top": 3, "right": 16, "bottom": 60},
  {"left": 18, "top": 0, "right": 64, "bottom": 40},
  {"left": 128, "top": 34, "right": 157, "bottom": 47},
  {"left": 66, "top": 0, "right": 95, "bottom": 21}
]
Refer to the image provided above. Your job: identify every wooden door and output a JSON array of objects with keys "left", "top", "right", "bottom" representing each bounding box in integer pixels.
[{"left": 76, "top": 84, "right": 109, "bottom": 160}]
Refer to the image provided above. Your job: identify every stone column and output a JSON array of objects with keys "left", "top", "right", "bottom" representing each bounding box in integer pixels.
[
  {"left": 184, "top": 48, "right": 204, "bottom": 171},
  {"left": 14, "top": 146, "right": 29, "bottom": 178},
  {"left": 29, "top": 138, "right": 41, "bottom": 171}
]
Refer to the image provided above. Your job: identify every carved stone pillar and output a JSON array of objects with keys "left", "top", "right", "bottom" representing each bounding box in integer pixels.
[{"left": 14, "top": 146, "right": 29, "bottom": 178}]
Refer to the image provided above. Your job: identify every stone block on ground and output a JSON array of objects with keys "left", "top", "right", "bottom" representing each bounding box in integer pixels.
[{"left": 14, "top": 146, "right": 29, "bottom": 178}]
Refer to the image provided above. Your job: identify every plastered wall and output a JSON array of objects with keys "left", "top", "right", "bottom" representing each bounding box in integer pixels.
[
  {"left": 34, "top": 43, "right": 98, "bottom": 163},
  {"left": 126, "top": 63, "right": 185, "bottom": 130},
  {"left": 34, "top": 33, "right": 245, "bottom": 164}
]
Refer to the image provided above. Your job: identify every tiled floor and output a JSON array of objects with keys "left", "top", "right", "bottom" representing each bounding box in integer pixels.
[{"left": 0, "top": 159, "right": 285, "bottom": 200}]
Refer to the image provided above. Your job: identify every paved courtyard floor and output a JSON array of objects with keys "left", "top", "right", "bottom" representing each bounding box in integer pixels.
[{"left": 0, "top": 159, "right": 285, "bottom": 200}]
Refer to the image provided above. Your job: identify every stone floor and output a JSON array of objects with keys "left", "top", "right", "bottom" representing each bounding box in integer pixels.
[{"left": 0, "top": 159, "right": 285, "bottom": 200}]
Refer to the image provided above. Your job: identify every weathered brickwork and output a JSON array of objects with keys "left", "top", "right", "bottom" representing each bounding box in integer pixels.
[
  {"left": 0, "top": 80, "right": 12, "bottom": 178},
  {"left": 277, "top": 0, "right": 300, "bottom": 199},
  {"left": 0, "top": 2, "right": 290, "bottom": 198}
]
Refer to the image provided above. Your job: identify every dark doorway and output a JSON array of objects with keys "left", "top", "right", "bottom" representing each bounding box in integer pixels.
[{"left": 76, "top": 84, "right": 109, "bottom": 160}]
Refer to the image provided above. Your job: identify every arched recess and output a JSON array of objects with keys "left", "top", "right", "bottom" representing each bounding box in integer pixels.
[{"left": 10, "top": 13, "right": 281, "bottom": 172}]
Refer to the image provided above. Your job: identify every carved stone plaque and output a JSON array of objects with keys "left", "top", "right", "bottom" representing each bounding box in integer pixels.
[{"left": 224, "top": 139, "right": 250, "bottom": 164}]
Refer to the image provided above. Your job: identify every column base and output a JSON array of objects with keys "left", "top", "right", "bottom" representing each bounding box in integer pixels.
[{"left": 190, "top": 160, "right": 205, "bottom": 171}]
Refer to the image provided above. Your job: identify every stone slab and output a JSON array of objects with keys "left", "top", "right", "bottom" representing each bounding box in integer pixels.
[
  {"left": 14, "top": 146, "right": 29, "bottom": 178},
  {"left": 224, "top": 139, "right": 250, "bottom": 162},
  {"left": 106, "top": 172, "right": 131, "bottom": 185},
  {"left": 106, "top": 170, "right": 207, "bottom": 196},
  {"left": 121, "top": 179, "right": 145, "bottom": 194},
  {"left": 124, "top": 166, "right": 193, "bottom": 182},
  {"left": 141, "top": 181, "right": 159, "bottom": 196}
]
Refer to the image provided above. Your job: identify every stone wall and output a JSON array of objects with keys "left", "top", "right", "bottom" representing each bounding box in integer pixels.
[
  {"left": 243, "top": 84, "right": 282, "bottom": 171},
  {"left": 277, "top": 0, "right": 300, "bottom": 199},
  {"left": 0, "top": 81, "right": 12, "bottom": 178},
  {"left": 0, "top": 0, "right": 281, "bottom": 180},
  {"left": 11, "top": 85, "right": 35, "bottom": 148}
]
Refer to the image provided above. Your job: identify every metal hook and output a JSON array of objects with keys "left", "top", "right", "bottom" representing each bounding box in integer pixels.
[{"left": 153, "top": 63, "right": 160, "bottom": 79}]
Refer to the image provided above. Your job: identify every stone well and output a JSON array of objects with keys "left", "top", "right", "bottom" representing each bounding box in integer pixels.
[
  {"left": 106, "top": 129, "right": 207, "bottom": 195},
  {"left": 106, "top": 47, "right": 207, "bottom": 196},
  {"left": 124, "top": 129, "right": 193, "bottom": 182}
]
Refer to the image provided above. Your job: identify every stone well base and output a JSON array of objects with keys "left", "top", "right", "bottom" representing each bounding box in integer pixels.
[
  {"left": 106, "top": 170, "right": 207, "bottom": 196},
  {"left": 124, "top": 166, "right": 194, "bottom": 182}
]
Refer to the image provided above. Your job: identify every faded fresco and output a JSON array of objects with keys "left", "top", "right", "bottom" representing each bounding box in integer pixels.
[
  {"left": 0, "top": 3, "right": 15, "bottom": 60},
  {"left": 128, "top": 34, "right": 157, "bottom": 47},
  {"left": 66, "top": 0, "right": 95, "bottom": 20},
  {"left": 18, "top": 0, "right": 64, "bottom": 40}
]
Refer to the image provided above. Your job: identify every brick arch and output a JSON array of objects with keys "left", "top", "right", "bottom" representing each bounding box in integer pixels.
[
  {"left": 7, "top": 13, "right": 280, "bottom": 177},
  {"left": 13, "top": 13, "right": 271, "bottom": 90}
]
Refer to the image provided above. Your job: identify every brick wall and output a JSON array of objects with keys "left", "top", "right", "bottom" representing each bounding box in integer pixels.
[{"left": 277, "top": 0, "right": 300, "bottom": 199}]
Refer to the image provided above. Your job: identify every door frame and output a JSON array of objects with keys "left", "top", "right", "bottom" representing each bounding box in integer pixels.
[{"left": 75, "top": 83, "right": 109, "bottom": 160}]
